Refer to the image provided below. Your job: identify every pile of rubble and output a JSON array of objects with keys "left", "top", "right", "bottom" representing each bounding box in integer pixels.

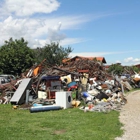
[{"left": 0, "top": 58, "right": 140, "bottom": 113}]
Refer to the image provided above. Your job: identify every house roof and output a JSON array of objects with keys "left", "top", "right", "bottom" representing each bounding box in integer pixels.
[
  {"left": 62, "top": 58, "right": 71, "bottom": 63},
  {"left": 65, "top": 56, "right": 107, "bottom": 63},
  {"left": 135, "top": 64, "right": 140, "bottom": 66}
]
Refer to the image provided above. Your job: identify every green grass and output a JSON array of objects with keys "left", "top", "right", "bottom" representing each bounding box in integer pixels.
[
  {"left": 124, "top": 88, "right": 140, "bottom": 95},
  {"left": 0, "top": 104, "right": 123, "bottom": 140}
]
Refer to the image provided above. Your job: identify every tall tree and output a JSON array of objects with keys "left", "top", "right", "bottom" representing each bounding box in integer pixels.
[
  {"left": 34, "top": 42, "right": 73, "bottom": 66},
  {"left": 0, "top": 38, "right": 35, "bottom": 75}
]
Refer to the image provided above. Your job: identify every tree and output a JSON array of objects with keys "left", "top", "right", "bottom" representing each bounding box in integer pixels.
[
  {"left": 131, "top": 66, "right": 140, "bottom": 73},
  {"left": 108, "top": 64, "right": 123, "bottom": 75},
  {"left": 0, "top": 38, "right": 35, "bottom": 75},
  {"left": 123, "top": 66, "right": 139, "bottom": 74},
  {"left": 34, "top": 42, "right": 73, "bottom": 66}
]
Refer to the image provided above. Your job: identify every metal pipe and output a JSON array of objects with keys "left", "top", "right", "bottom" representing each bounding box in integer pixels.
[
  {"left": 30, "top": 105, "right": 63, "bottom": 113},
  {"left": 25, "top": 90, "right": 30, "bottom": 104}
]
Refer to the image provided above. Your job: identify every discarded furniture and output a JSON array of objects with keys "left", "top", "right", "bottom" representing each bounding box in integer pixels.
[{"left": 37, "top": 76, "right": 61, "bottom": 99}]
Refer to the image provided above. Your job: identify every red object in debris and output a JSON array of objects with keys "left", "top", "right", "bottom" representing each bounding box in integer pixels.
[
  {"left": 68, "top": 85, "right": 77, "bottom": 91},
  {"left": 49, "top": 91, "right": 55, "bottom": 99},
  {"left": 88, "top": 104, "right": 94, "bottom": 109}
]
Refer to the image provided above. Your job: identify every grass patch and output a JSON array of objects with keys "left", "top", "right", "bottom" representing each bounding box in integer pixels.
[
  {"left": 124, "top": 88, "right": 140, "bottom": 95},
  {"left": 0, "top": 104, "right": 123, "bottom": 140}
]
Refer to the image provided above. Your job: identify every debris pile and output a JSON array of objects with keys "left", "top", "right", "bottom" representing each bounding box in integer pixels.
[
  {"left": 47, "top": 58, "right": 109, "bottom": 81},
  {"left": 0, "top": 58, "right": 140, "bottom": 113}
]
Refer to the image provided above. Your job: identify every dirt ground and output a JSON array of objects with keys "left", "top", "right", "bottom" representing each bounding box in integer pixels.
[{"left": 115, "top": 90, "right": 140, "bottom": 140}]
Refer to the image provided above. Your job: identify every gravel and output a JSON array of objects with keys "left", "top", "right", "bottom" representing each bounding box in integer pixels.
[{"left": 115, "top": 90, "right": 140, "bottom": 140}]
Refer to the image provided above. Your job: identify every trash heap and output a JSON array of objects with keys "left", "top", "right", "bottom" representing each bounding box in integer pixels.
[
  {"left": 47, "top": 58, "right": 109, "bottom": 81},
  {"left": 0, "top": 58, "right": 140, "bottom": 113}
]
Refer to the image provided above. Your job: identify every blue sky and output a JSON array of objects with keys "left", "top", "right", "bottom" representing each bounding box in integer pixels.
[{"left": 0, "top": 0, "right": 140, "bottom": 65}]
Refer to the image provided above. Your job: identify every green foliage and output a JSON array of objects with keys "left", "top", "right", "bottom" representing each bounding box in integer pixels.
[
  {"left": 0, "top": 104, "right": 123, "bottom": 140},
  {"left": 108, "top": 64, "right": 123, "bottom": 75},
  {"left": 34, "top": 42, "right": 73, "bottom": 66},
  {"left": 93, "top": 57, "right": 97, "bottom": 61},
  {"left": 108, "top": 64, "right": 140, "bottom": 76},
  {"left": 0, "top": 38, "right": 35, "bottom": 75},
  {"left": 131, "top": 66, "right": 140, "bottom": 73}
]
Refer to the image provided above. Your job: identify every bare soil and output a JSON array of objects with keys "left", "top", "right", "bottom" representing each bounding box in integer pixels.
[{"left": 115, "top": 90, "right": 140, "bottom": 140}]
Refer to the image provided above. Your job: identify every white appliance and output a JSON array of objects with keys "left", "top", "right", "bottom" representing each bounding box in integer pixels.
[{"left": 55, "top": 91, "right": 72, "bottom": 109}]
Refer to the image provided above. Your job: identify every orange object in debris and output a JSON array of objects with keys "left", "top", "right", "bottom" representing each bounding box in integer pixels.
[{"left": 33, "top": 67, "right": 40, "bottom": 76}]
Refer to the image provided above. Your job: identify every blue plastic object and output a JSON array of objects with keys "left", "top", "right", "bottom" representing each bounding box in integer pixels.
[
  {"left": 30, "top": 105, "right": 62, "bottom": 113},
  {"left": 67, "top": 81, "right": 77, "bottom": 88},
  {"left": 33, "top": 103, "right": 43, "bottom": 107},
  {"left": 82, "top": 92, "right": 89, "bottom": 98}
]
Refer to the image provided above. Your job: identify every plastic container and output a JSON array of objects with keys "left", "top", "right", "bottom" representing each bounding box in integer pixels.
[{"left": 33, "top": 103, "right": 43, "bottom": 107}]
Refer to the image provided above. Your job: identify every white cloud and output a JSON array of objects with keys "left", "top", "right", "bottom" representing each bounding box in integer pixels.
[
  {"left": 133, "top": 58, "right": 140, "bottom": 62},
  {"left": 47, "top": 22, "right": 66, "bottom": 42},
  {"left": 0, "top": 0, "right": 62, "bottom": 47},
  {"left": 116, "top": 60, "right": 121, "bottom": 63},
  {"left": 0, "top": 0, "right": 127, "bottom": 49},
  {"left": 0, "top": 0, "right": 91, "bottom": 47},
  {"left": 124, "top": 57, "right": 140, "bottom": 63},
  {"left": 124, "top": 57, "right": 133, "bottom": 62},
  {"left": 0, "top": 0, "right": 60, "bottom": 17},
  {"left": 60, "top": 38, "right": 85, "bottom": 46},
  {"left": 0, "top": 14, "right": 91, "bottom": 47},
  {"left": 124, "top": 57, "right": 140, "bottom": 65},
  {"left": 70, "top": 52, "right": 112, "bottom": 57},
  {"left": 70, "top": 50, "right": 136, "bottom": 58}
]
